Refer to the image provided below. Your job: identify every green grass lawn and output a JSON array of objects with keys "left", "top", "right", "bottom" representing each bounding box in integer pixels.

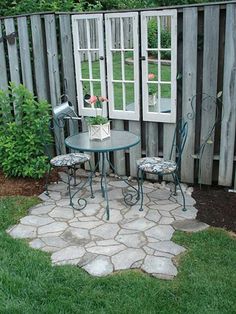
[
  {"left": 0, "top": 196, "right": 236, "bottom": 313},
  {"left": 81, "top": 53, "right": 171, "bottom": 110}
]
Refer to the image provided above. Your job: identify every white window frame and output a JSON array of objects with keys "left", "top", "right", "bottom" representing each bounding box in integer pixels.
[
  {"left": 141, "top": 10, "right": 177, "bottom": 123},
  {"left": 105, "top": 12, "right": 140, "bottom": 121},
  {"left": 72, "top": 14, "right": 107, "bottom": 117}
]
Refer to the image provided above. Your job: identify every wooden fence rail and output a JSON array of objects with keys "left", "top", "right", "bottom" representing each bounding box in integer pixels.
[{"left": 0, "top": 2, "right": 235, "bottom": 188}]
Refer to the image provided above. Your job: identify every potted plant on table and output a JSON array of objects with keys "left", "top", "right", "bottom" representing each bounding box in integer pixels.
[{"left": 85, "top": 95, "right": 110, "bottom": 141}]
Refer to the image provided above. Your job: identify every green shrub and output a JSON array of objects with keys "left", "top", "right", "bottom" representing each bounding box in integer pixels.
[
  {"left": 0, "top": 83, "right": 51, "bottom": 178},
  {"left": 148, "top": 18, "right": 171, "bottom": 60}
]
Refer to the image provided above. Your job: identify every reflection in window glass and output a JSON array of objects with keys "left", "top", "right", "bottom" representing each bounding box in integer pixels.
[
  {"left": 160, "top": 84, "right": 171, "bottom": 113},
  {"left": 113, "top": 82, "right": 123, "bottom": 110},
  {"left": 125, "top": 83, "right": 135, "bottom": 111},
  {"left": 148, "top": 83, "right": 159, "bottom": 113},
  {"left": 112, "top": 52, "right": 122, "bottom": 80},
  {"left": 124, "top": 51, "right": 134, "bottom": 81},
  {"left": 161, "top": 62, "right": 171, "bottom": 82},
  {"left": 78, "top": 19, "right": 87, "bottom": 49},
  {"left": 147, "top": 17, "right": 158, "bottom": 49},
  {"left": 160, "top": 16, "right": 171, "bottom": 49}
]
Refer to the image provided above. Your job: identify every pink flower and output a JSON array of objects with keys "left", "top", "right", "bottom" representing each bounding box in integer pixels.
[
  {"left": 89, "top": 95, "right": 98, "bottom": 104},
  {"left": 148, "top": 73, "right": 155, "bottom": 80}
]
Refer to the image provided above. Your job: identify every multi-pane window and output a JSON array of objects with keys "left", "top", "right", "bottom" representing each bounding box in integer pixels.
[
  {"left": 105, "top": 12, "right": 139, "bottom": 120},
  {"left": 141, "top": 10, "right": 177, "bottom": 123},
  {"left": 72, "top": 14, "right": 107, "bottom": 117}
]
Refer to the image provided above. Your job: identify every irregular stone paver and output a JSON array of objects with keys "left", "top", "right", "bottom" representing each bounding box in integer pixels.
[
  {"left": 9, "top": 224, "right": 36, "bottom": 239},
  {"left": 83, "top": 256, "right": 113, "bottom": 276},
  {"left": 115, "top": 233, "right": 146, "bottom": 248},
  {"left": 145, "top": 225, "right": 175, "bottom": 241},
  {"left": 52, "top": 246, "right": 85, "bottom": 264},
  {"left": 145, "top": 210, "right": 161, "bottom": 222},
  {"left": 147, "top": 241, "right": 186, "bottom": 255},
  {"left": 121, "top": 218, "right": 156, "bottom": 231},
  {"left": 142, "top": 255, "right": 177, "bottom": 278},
  {"left": 20, "top": 215, "right": 54, "bottom": 226},
  {"left": 49, "top": 207, "right": 74, "bottom": 220},
  {"left": 38, "top": 222, "right": 68, "bottom": 235},
  {"left": 87, "top": 244, "right": 126, "bottom": 256},
  {"left": 41, "top": 236, "right": 68, "bottom": 248},
  {"left": 29, "top": 238, "right": 45, "bottom": 249},
  {"left": 7, "top": 175, "right": 199, "bottom": 280},
  {"left": 172, "top": 219, "right": 209, "bottom": 232},
  {"left": 90, "top": 223, "right": 120, "bottom": 239},
  {"left": 69, "top": 220, "right": 103, "bottom": 229},
  {"left": 172, "top": 206, "right": 198, "bottom": 220},
  {"left": 30, "top": 204, "right": 55, "bottom": 215},
  {"left": 112, "top": 248, "right": 145, "bottom": 270}
]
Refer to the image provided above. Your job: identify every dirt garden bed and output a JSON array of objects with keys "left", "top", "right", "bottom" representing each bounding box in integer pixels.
[{"left": 0, "top": 170, "right": 235, "bottom": 232}]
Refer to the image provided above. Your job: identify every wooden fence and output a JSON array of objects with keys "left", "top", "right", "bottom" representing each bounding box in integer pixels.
[{"left": 0, "top": 1, "right": 235, "bottom": 188}]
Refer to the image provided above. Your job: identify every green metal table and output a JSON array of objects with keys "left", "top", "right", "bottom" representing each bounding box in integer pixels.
[{"left": 65, "top": 130, "right": 140, "bottom": 219}]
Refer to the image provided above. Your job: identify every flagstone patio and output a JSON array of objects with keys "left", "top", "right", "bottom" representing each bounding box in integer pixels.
[{"left": 7, "top": 173, "right": 207, "bottom": 280}]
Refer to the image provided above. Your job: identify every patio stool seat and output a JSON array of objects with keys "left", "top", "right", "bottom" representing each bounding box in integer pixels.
[
  {"left": 50, "top": 153, "right": 90, "bottom": 167},
  {"left": 137, "top": 157, "right": 176, "bottom": 174}
]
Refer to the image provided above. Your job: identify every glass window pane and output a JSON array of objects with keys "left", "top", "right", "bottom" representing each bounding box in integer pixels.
[
  {"left": 148, "top": 57, "right": 159, "bottom": 82},
  {"left": 124, "top": 51, "right": 134, "bottom": 81},
  {"left": 88, "top": 19, "right": 98, "bottom": 49},
  {"left": 111, "top": 18, "right": 121, "bottom": 49},
  {"left": 148, "top": 83, "right": 159, "bottom": 113},
  {"left": 161, "top": 50, "right": 171, "bottom": 61},
  {"left": 160, "top": 16, "right": 171, "bottom": 49},
  {"left": 78, "top": 19, "right": 87, "bottom": 49},
  {"left": 81, "top": 52, "right": 89, "bottom": 80},
  {"left": 123, "top": 17, "right": 133, "bottom": 49},
  {"left": 160, "top": 84, "right": 171, "bottom": 113},
  {"left": 125, "top": 83, "right": 135, "bottom": 111},
  {"left": 113, "top": 82, "right": 123, "bottom": 110},
  {"left": 147, "top": 17, "right": 158, "bottom": 49},
  {"left": 112, "top": 52, "right": 122, "bottom": 81},
  {"left": 161, "top": 62, "right": 171, "bottom": 82},
  {"left": 92, "top": 58, "right": 100, "bottom": 80}
]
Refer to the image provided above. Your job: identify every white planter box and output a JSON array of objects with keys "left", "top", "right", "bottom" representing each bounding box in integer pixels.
[{"left": 88, "top": 121, "right": 111, "bottom": 141}]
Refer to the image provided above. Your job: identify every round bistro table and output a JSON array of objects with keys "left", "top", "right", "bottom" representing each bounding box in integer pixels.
[{"left": 65, "top": 130, "right": 140, "bottom": 219}]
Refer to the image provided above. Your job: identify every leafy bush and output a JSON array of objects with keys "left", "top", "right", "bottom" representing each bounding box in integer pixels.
[
  {"left": 148, "top": 18, "right": 171, "bottom": 60},
  {"left": 0, "top": 83, "right": 51, "bottom": 178}
]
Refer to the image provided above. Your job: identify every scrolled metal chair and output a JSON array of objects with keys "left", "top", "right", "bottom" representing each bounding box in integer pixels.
[
  {"left": 136, "top": 119, "right": 188, "bottom": 211},
  {"left": 44, "top": 100, "right": 94, "bottom": 210}
]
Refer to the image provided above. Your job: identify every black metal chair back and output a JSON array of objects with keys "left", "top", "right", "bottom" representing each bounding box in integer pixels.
[{"left": 169, "top": 119, "right": 188, "bottom": 169}]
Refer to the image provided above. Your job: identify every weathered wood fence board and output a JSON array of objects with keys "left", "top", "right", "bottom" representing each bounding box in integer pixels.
[
  {"left": 219, "top": 3, "right": 236, "bottom": 186},
  {"left": 145, "top": 122, "right": 159, "bottom": 180},
  {"left": 30, "top": 15, "right": 49, "bottom": 101},
  {"left": 113, "top": 120, "right": 126, "bottom": 176},
  {"left": 0, "top": 4, "right": 235, "bottom": 187},
  {"left": 129, "top": 121, "right": 141, "bottom": 177},
  {"left": 44, "top": 14, "right": 65, "bottom": 154},
  {"left": 4, "top": 18, "right": 20, "bottom": 85},
  {"left": 180, "top": 8, "right": 198, "bottom": 184},
  {"left": 199, "top": 5, "right": 219, "bottom": 185},
  {"left": 17, "top": 17, "right": 33, "bottom": 92},
  {"left": 0, "top": 22, "right": 8, "bottom": 90}
]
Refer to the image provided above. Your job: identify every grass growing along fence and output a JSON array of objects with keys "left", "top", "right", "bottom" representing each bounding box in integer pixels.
[{"left": 0, "top": 196, "right": 235, "bottom": 313}]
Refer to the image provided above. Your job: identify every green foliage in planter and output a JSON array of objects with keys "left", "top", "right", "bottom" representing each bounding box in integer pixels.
[
  {"left": 86, "top": 115, "right": 108, "bottom": 126},
  {"left": 0, "top": 83, "right": 51, "bottom": 179},
  {"left": 148, "top": 19, "right": 171, "bottom": 60}
]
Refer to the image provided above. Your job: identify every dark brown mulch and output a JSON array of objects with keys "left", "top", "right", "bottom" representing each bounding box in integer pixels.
[
  {"left": 192, "top": 185, "right": 236, "bottom": 233},
  {"left": 0, "top": 168, "right": 235, "bottom": 232},
  {"left": 0, "top": 169, "right": 60, "bottom": 197}
]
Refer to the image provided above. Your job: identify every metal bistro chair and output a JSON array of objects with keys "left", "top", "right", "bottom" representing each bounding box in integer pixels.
[
  {"left": 136, "top": 119, "right": 188, "bottom": 211},
  {"left": 44, "top": 100, "right": 94, "bottom": 210}
]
